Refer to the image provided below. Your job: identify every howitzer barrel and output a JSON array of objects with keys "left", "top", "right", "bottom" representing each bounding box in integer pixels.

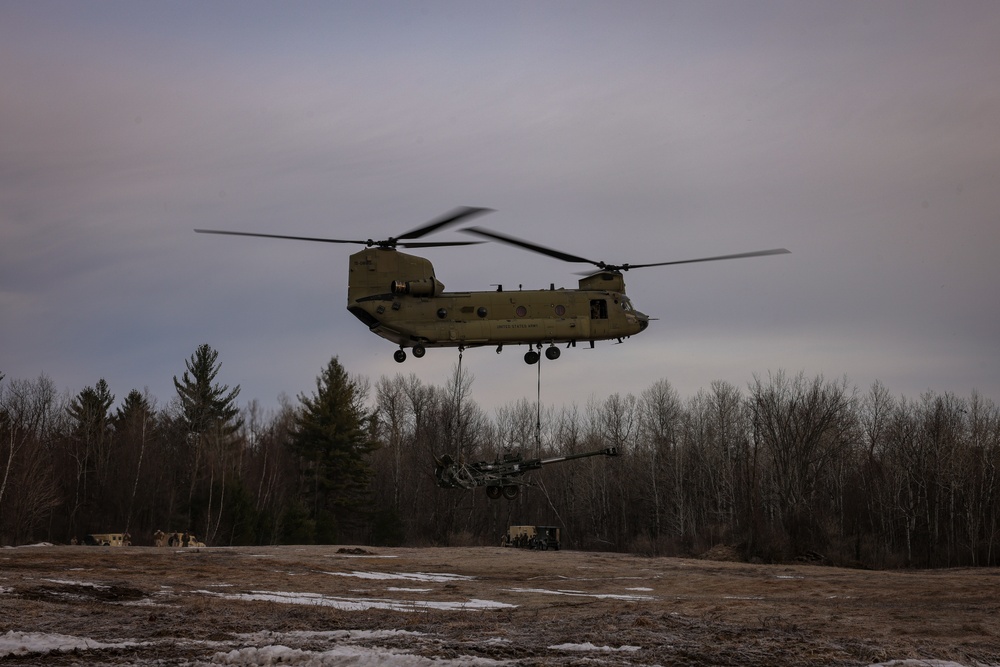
[{"left": 537, "top": 446, "right": 618, "bottom": 467}]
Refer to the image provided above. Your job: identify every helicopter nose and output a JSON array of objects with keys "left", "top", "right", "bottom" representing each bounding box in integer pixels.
[{"left": 637, "top": 312, "right": 650, "bottom": 332}]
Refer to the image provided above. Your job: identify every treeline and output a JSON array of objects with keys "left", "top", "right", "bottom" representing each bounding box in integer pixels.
[{"left": 2, "top": 347, "right": 999, "bottom": 569}]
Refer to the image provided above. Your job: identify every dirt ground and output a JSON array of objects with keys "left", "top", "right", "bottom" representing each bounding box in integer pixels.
[{"left": 1, "top": 544, "right": 998, "bottom": 666}]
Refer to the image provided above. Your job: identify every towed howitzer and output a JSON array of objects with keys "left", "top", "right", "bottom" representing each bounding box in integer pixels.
[{"left": 434, "top": 446, "right": 619, "bottom": 500}]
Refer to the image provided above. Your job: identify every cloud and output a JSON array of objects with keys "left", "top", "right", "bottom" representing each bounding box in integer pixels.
[{"left": 2, "top": 3, "right": 998, "bottom": 411}]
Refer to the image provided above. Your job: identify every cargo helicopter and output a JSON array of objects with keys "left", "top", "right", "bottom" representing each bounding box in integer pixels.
[{"left": 195, "top": 207, "right": 789, "bottom": 364}]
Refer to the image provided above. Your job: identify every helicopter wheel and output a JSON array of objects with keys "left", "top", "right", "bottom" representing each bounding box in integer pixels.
[
  {"left": 502, "top": 485, "right": 519, "bottom": 500},
  {"left": 524, "top": 350, "right": 540, "bottom": 365},
  {"left": 545, "top": 346, "right": 560, "bottom": 360},
  {"left": 412, "top": 345, "right": 426, "bottom": 358},
  {"left": 486, "top": 486, "right": 502, "bottom": 500},
  {"left": 393, "top": 349, "right": 407, "bottom": 363}
]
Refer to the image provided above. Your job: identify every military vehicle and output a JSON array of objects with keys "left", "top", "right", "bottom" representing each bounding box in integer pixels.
[
  {"left": 153, "top": 530, "right": 206, "bottom": 547},
  {"left": 196, "top": 207, "right": 788, "bottom": 364},
  {"left": 83, "top": 532, "right": 131, "bottom": 546},
  {"left": 434, "top": 446, "right": 619, "bottom": 499},
  {"left": 504, "top": 525, "right": 560, "bottom": 550}
]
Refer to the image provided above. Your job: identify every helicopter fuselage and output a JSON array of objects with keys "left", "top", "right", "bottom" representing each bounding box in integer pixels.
[
  {"left": 346, "top": 247, "right": 648, "bottom": 360},
  {"left": 196, "top": 206, "right": 786, "bottom": 364}
]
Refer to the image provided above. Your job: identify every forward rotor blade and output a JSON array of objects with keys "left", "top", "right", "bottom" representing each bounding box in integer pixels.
[
  {"left": 461, "top": 226, "right": 602, "bottom": 267},
  {"left": 626, "top": 248, "right": 791, "bottom": 270},
  {"left": 399, "top": 240, "right": 484, "bottom": 248},
  {"left": 397, "top": 206, "right": 494, "bottom": 241},
  {"left": 194, "top": 229, "right": 367, "bottom": 244}
]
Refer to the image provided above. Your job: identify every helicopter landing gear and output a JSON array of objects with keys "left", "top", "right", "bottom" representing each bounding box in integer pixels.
[
  {"left": 496, "top": 344, "right": 503, "bottom": 354},
  {"left": 525, "top": 344, "right": 560, "bottom": 364},
  {"left": 396, "top": 345, "right": 426, "bottom": 362},
  {"left": 502, "top": 485, "right": 519, "bottom": 500},
  {"left": 486, "top": 486, "right": 502, "bottom": 500}
]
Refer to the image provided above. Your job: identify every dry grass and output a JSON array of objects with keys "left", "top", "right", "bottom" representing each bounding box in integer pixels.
[{"left": 1, "top": 544, "right": 998, "bottom": 665}]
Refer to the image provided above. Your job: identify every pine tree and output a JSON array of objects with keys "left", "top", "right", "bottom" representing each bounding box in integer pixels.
[
  {"left": 66, "top": 379, "right": 115, "bottom": 533},
  {"left": 114, "top": 389, "right": 157, "bottom": 535},
  {"left": 291, "top": 357, "right": 376, "bottom": 544},
  {"left": 173, "top": 344, "right": 241, "bottom": 436},
  {"left": 173, "top": 344, "right": 242, "bottom": 539}
]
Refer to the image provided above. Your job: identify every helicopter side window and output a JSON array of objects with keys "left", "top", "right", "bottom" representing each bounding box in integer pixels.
[{"left": 590, "top": 299, "right": 607, "bottom": 320}]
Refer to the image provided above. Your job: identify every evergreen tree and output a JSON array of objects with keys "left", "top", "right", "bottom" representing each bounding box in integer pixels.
[
  {"left": 66, "top": 379, "right": 115, "bottom": 533},
  {"left": 291, "top": 357, "right": 376, "bottom": 544},
  {"left": 68, "top": 379, "right": 115, "bottom": 446},
  {"left": 173, "top": 344, "right": 242, "bottom": 538},
  {"left": 114, "top": 389, "right": 158, "bottom": 534},
  {"left": 173, "top": 344, "right": 241, "bottom": 436}
]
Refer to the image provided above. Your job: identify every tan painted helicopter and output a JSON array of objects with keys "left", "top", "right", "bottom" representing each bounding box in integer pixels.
[{"left": 196, "top": 207, "right": 789, "bottom": 364}]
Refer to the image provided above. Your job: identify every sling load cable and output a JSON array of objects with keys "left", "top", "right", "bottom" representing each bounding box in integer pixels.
[
  {"left": 535, "top": 344, "right": 542, "bottom": 457},
  {"left": 452, "top": 345, "right": 465, "bottom": 464},
  {"left": 533, "top": 347, "right": 567, "bottom": 536}
]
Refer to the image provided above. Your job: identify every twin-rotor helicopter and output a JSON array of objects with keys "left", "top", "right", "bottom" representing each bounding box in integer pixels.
[{"left": 196, "top": 207, "right": 789, "bottom": 364}]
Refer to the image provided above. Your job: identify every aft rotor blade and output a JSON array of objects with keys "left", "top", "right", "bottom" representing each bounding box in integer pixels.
[
  {"left": 397, "top": 206, "right": 494, "bottom": 241},
  {"left": 194, "top": 229, "right": 368, "bottom": 244},
  {"left": 626, "top": 248, "right": 791, "bottom": 270},
  {"left": 461, "top": 226, "right": 603, "bottom": 268}
]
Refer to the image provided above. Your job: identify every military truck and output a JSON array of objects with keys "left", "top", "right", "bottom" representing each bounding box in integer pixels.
[
  {"left": 83, "top": 533, "right": 131, "bottom": 547},
  {"left": 153, "top": 530, "right": 205, "bottom": 547},
  {"left": 503, "top": 525, "right": 560, "bottom": 550}
]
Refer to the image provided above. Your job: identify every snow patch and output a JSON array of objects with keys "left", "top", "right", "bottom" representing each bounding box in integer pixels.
[
  {"left": 0, "top": 631, "right": 143, "bottom": 658},
  {"left": 211, "top": 644, "right": 511, "bottom": 666},
  {"left": 327, "top": 553, "right": 399, "bottom": 559},
  {"left": 236, "top": 630, "right": 427, "bottom": 642},
  {"left": 324, "top": 570, "right": 474, "bottom": 582},
  {"left": 869, "top": 662, "right": 978, "bottom": 667},
  {"left": 196, "top": 589, "right": 516, "bottom": 612},
  {"left": 507, "top": 587, "right": 655, "bottom": 601},
  {"left": 42, "top": 578, "right": 109, "bottom": 589},
  {"left": 549, "top": 642, "right": 642, "bottom": 653}
]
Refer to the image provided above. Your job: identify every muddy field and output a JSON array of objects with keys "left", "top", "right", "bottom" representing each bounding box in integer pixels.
[{"left": 1, "top": 544, "right": 998, "bottom": 666}]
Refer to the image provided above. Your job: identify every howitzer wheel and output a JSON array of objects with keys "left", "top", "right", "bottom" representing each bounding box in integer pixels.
[
  {"left": 502, "top": 485, "right": 519, "bottom": 500},
  {"left": 486, "top": 486, "right": 502, "bottom": 500}
]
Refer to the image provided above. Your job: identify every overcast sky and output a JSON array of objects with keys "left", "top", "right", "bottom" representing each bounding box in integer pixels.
[{"left": 3, "top": 1, "right": 999, "bottom": 416}]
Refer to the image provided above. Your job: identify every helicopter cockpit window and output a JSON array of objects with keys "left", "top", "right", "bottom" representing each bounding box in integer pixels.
[{"left": 590, "top": 299, "right": 608, "bottom": 320}]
